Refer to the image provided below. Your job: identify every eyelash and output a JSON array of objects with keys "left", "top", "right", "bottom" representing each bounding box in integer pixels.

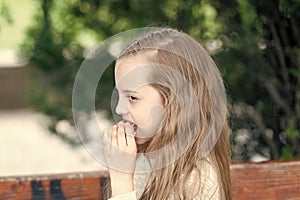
[{"left": 127, "top": 95, "right": 138, "bottom": 103}]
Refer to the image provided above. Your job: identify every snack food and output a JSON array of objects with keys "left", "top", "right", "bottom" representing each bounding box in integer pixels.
[{"left": 122, "top": 120, "right": 137, "bottom": 135}]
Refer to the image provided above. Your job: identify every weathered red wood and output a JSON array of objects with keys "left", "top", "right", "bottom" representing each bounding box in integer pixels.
[
  {"left": 0, "top": 171, "right": 108, "bottom": 200},
  {"left": 231, "top": 160, "right": 300, "bottom": 200},
  {"left": 0, "top": 180, "right": 32, "bottom": 199},
  {"left": 1, "top": 161, "right": 300, "bottom": 199}
]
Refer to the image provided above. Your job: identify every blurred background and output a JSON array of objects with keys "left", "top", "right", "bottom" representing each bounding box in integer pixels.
[{"left": 0, "top": 0, "right": 299, "bottom": 176}]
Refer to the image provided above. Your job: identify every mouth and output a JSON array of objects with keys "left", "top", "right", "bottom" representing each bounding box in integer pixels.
[{"left": 122, "top": 120, "right": 138, "bottom": 132}]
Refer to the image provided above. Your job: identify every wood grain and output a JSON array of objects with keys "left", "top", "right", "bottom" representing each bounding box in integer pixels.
[
  {"left": 1, "top": 161, "right": 300, "bottom": 199},
  {"left": 231, "top": 160, "right": 300, "bottom": 200}
]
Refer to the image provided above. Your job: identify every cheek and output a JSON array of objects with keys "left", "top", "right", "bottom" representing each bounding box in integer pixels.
[
  {"left": 130, "top": 105, "right": 149, "bottom": 126},
  {"left": 134, "top": 104, "right": 166, "bottom": 138},
  {"left": 131, "top": 103, "right": 162, "bottom": 126}
]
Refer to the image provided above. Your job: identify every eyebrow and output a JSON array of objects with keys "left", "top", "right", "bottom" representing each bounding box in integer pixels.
[
  {"left": 115, "top": 88, "right": 139, "bottom": 94},
  {"left": 123, "top": 90, "right": 138, "bottom": 94}
]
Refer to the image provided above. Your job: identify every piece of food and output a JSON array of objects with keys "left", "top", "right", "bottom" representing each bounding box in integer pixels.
[{"left": 122, "top": 120, "right": 137, "bottom": 135}]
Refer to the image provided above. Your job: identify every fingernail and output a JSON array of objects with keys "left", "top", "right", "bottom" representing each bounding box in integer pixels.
[{"left": 125, "top": 122, "right": 130, "bottom": 126}]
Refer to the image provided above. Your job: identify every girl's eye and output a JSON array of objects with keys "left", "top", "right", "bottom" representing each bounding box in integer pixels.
[{"left": 128, "top": 95, "right": 138, "bottom": 102}]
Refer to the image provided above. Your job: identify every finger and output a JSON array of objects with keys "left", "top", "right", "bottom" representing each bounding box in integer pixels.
[
  {"left": 124, "top": 122, "right": 134, "bottom": 136},
  {"left": 125, "top": 122, "right": 137, "bottom": 150},
  {"left": 111, "top": 125, "right": 118, "bottom": 148},
  {"left": 117, "top": 121, "right": 128, "bottom": 148}
]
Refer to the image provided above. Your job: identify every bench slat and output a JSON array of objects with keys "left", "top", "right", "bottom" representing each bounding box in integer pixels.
[
  {"left": 231, "top": 160, "right": 300, "bottom": 199},
  {"left": 1, "top": 161, "right": 300, "bottom": 199}
]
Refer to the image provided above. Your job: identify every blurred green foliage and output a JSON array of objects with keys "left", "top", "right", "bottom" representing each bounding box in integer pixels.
[
  {"left": 21, "top": 0, "right": 300, "bottom": 160},
  {"left": 210, "top": 0, "right": 300, "bottom": 160},
  {"left": 0, "top": 1, "right": 13, "bottom": 31}
]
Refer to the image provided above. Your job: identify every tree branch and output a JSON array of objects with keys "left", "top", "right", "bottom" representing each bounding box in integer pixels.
[
  {"left": 269, "top": 20, "right": 291, "bottom": 98},
  {"left": 264, "top": 80, "right": 292, "bottom": 117},
  {"left": 251, "top": 108, "right": 280, "bottom": 159}
]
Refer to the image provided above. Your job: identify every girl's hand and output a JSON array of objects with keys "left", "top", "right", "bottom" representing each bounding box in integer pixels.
[{"left": 103, "top": 121, "right": 137, "bottom": 196}]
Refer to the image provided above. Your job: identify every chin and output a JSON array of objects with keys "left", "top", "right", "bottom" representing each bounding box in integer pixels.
[{"left": 135, "top": 137, "right": 152, "bottom": 145}]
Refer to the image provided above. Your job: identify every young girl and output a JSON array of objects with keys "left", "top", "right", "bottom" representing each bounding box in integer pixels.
[{"left": 103, "top": 28, "right": 231, "bottom": 199}]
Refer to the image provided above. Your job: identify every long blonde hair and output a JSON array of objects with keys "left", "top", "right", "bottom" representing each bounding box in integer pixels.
[{"left": 108, "top": 28, "right": 231, "bottom": 199}]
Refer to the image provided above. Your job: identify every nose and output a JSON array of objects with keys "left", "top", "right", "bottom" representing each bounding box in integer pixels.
[{"left": 115, "top": 97, "right": 129, "bottom": 116}]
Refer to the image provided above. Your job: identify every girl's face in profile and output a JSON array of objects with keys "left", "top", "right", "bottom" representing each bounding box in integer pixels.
[{"left": 115, "top": 54, "right": 165, "bottom": 145}]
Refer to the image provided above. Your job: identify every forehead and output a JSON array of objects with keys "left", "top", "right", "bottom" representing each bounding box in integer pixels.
[
  {"left": 115, "top": 53, "right": 151, "bottom": 78},
  {"left": 115, "top": 53, "right": 154, "bottom": 89}
]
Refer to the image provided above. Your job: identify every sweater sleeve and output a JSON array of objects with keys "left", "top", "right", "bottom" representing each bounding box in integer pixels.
[{"left": 108, "top": 191, "right": 137, "bottom": 200}]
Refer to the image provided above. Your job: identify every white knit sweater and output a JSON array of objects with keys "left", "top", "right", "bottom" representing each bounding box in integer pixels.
[{"left": 109, "top": 156, "right": 220, "bottom": 200}]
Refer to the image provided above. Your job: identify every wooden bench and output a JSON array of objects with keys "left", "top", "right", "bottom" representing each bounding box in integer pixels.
[{"left": 1, "top": 160, "right": 299, "bottom": 199}]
